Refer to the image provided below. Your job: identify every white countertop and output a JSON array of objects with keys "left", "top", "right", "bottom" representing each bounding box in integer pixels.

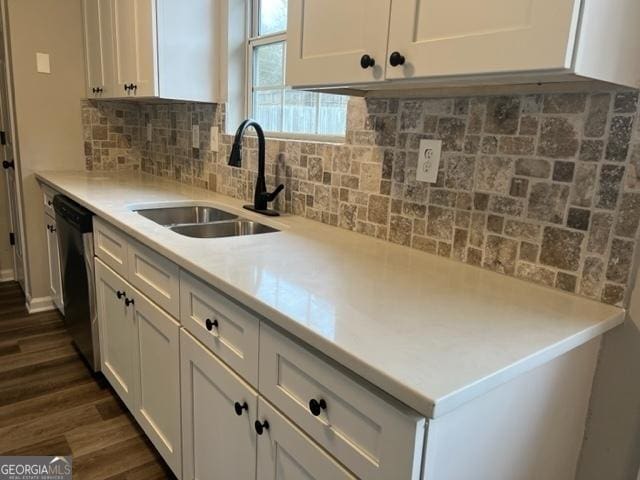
[{"left": 37, "top": 170, "right": 624, "bottom": 418}]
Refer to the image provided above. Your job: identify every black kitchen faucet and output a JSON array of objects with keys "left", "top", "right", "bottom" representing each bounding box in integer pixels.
[{"left": 228, "top": 119, "right": 284, "bottom": 217}]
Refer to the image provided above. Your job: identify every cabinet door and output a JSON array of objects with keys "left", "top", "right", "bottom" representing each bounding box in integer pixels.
[
  {"left": 181, "top": 329, "right": 257, "bottom": 480},
  {"left": 82, "top": 0, "right": 115, "bottom": 97},
  {"left": 287, "top": 0, "right": 391, "bottom": 87},
  {"left": 95, "top": 258, "right": 137, "bottom": 409},
  {"left": 133, "top": 291, "right": 181, "bottom": 476},
  {"left": 256, "top": 398, "right": 356, "bottom": 480},
  {"left": 44, "top": 215, "right": 63, "bottom": 314},
  {"left": 112, "top": 0, "right": 158, "bottom": 97},
  {"left": 386, "top": 0, "right": 581, "bottom": 80}
]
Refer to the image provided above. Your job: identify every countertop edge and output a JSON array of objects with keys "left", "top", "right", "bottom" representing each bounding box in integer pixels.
[{"left": 37, "top": 172, "right": 626, "bottom": 419}]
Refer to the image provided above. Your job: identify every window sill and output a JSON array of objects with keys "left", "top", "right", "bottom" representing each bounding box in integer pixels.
[{"left": 235, "top": 130, "right": 347, "bottom": 145}]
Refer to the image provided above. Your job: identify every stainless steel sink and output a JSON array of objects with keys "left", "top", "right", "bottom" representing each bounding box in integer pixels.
[
  {"left": 134, "top": 204, "right": 279, "bottom": 238},
  {"left": 170, "top": 220, "right": 278, "bottom": 238},
  {"left": 135, "top": 205, "right": 238, "bottom": 227}
]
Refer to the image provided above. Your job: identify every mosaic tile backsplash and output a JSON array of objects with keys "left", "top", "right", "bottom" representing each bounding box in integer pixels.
[{"left": 82, "top": 89, "right": 640, "bottom": 306}]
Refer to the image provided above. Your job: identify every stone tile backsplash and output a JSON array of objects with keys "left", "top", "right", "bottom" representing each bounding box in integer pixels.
[{"left": 82, "top": 88, "right": 640, "bottom": 306}]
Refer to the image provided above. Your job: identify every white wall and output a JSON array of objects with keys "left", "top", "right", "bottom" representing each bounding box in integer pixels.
[
  {"left": 576, "top": 265, "right": 640, "bottom": 479},
  {"left": 5, "top": 0, "right": 85, "bottom": 301}
]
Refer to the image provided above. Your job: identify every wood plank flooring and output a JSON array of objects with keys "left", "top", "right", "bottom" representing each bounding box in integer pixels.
[{"left": 0, "top": 281, "right": 176, "bottom": 480}]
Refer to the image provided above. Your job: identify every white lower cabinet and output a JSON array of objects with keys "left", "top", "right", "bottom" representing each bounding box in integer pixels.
[
  {"left": 256, "top": 398, "right": 356, "bottom": 480},
  {"left": 180, "top": 329, "right": 257, "bottom": 480},
  {"left": 133, "top": 286, "right": 182, "bottom": 475},
  {"left": 91, "top": 218, "right": 427, "bottom": 479},
  {"left": 95, "top": 257, "right": 182, "bottom": 477},
  {"left": 95, "top": 258, "right": 137, "bottom": 409},
  {"left": 259, "top": 324, "right": 425, "bottom": 480},
  {"left": 44, "top": 214, "right": 63, "bottom": 313}
]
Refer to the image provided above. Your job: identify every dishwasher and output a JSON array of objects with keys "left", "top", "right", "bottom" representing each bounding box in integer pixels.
[{"left": 53, "top": 195, "right": 100, "bottom": 372}]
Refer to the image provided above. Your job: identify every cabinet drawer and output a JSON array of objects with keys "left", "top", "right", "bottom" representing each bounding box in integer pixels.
[
  {"left": 128, "top": 239, "right": 180, "bottom": 318},
  {"left": 259, "top": 324, "right": 426, "bottom": 480},
  {"left": 93, "top": 217, "right": 129, "bottom": 277},
  {"left": 180, "top": 271, "right": 259, "bottom": 387},
  {"left": 256, "top": 397, "right": 356, "bottom": 480},
  {"left": 42, "top": 185, "right": 58, "bottom": 218}
]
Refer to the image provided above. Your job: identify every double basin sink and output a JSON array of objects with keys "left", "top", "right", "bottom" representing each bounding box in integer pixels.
[{"left": 135, "top": 205, "right": 279, "bottom": 239}]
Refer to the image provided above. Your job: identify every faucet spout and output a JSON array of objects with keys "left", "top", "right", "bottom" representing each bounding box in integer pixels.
[{"left": 228, "top": 119, "right": 284, "bottom": 216}]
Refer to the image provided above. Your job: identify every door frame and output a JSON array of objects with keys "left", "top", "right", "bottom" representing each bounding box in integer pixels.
[{"left": 0, "top": 0, "right": 27, "bottom": 292}]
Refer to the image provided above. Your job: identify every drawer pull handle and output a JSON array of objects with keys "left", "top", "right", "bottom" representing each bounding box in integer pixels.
[
  {"left": 254, "top": 420, "right": 269, "bottom": 435},
  {"left": 116, "top": 290, "right": 126, "bottom": 300},
  {"left": 308, "top": 398, "right": 327, "bottom": 416},
  {"left": 234, "top": 401, "right": 248, "bottom": 416},
  {"left": 205, "top": 318, "right": 219, "bottom": 331},
  {"left": 125, "top": 297, "right": 135, "bottom": 307}
]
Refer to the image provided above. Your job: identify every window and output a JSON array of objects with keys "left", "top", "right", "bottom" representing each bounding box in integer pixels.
[{"left": 248, "top": 0, "right": 349, "bottom": 138}]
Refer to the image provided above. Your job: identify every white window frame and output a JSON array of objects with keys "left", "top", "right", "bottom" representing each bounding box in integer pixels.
[{"left": 245, "top": 0, "right": 346, "bottom": 142}]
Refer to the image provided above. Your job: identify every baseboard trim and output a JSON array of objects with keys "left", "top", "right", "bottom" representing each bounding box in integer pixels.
[
  {"left": 0, "top": 269, "right": 14, "bottom": 282},
  {"left": 26, "top": 295, "right": 56, "bottom": 314}
]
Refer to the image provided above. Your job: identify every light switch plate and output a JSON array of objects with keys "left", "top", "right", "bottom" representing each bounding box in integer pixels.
[
  {"left": 36, "top": 52, "right": 50, "bottom": 74},
  {"left": 417, "top": 139, "right": 442, "bottom": 183},
  {"left": 192, "top": 125, "right": 199, "bottom": 149},
  {"left": 210, "top": 126, "right": 219, "bottom": 152},
  {"left": 146, "top": 122, "right": 152, "bottom": 142}
]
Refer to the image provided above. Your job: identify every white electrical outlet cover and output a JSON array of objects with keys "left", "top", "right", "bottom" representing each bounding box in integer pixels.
[
  {"left": 417, "top": 139, "right": 442, "bottom": 183},
  {"left": 192, "top": 125, "right": 199, "bottom": 149}
]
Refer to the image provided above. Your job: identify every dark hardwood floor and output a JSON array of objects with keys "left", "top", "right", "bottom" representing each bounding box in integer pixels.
[{"left": 0, "top": 281, "right": 176, "bottom": 479}]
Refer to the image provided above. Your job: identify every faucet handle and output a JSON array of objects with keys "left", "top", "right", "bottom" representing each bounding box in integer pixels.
[{"left": 267, "top": 184, "right": 285, "bottom": 202}]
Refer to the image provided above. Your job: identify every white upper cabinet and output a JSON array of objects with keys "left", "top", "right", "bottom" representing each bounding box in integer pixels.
[
  {"left": 112, "top": 0, "right": 157, "bottom": 97},
  {"left": 82, "top": 0, "right": 115, "bottom": 97},
  {"left": 287, "top": 0, "right": 640, "bottom": 91},
  {"left": 386, "top": 0, "right": 579, "bottom": 80},
  {"left": 82, "top": 0, "right": 220, "bottom": 101},
  {"left": 286, "top": 0, "right": 391, "bottom": 87}
]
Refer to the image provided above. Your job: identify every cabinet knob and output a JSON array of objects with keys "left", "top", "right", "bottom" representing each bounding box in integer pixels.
[
  {"left": 360, "top": 54, "right": 375, "bottom": 69},
  {"left": 308, "top": 398, "right": 327, "bottom": 416},
  {"left": 254, "top": 420, "right": 269, "bottom": 435},
  {"left": 47, "top": 224, "right": 56, "bottom": 233},
  {"left": 389, "top": 51, "right": 406, "bottom": 67},
  {"left": 47, "top": 200, "right": 52, "bottom": 206},
  {"left": 92, "top": 87, "right": 97, "bottom": 94},
  {"left": 2, "top": 160, "right": 14, "bottom": 170},
  {"left": 116, "top": 290, "right": 126, "bottom": 300},
  {"left": 205, "top": 318, "right": 219, "bottom": 331},
  {"left": 234, "top": 401, "right": 248, "bottom": 416},
  {"left": 125, "top": 297, "right": 135, "bottom": 307}
]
